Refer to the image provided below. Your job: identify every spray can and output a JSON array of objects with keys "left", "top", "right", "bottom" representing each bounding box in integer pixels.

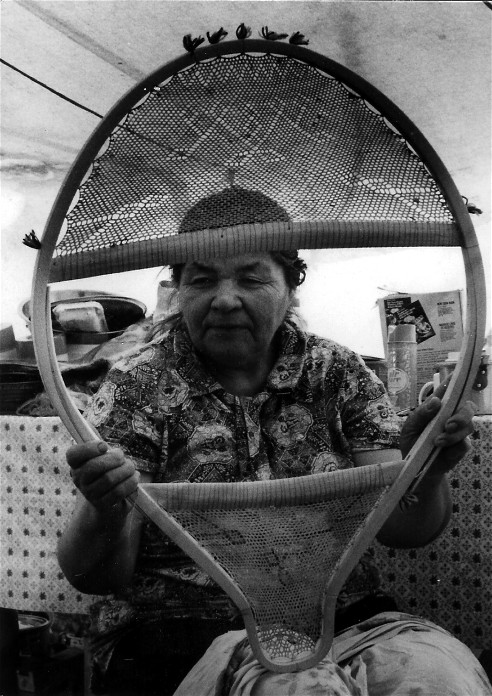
[{"left": 387, "top": 324, "right": 417, "bottom": 411}]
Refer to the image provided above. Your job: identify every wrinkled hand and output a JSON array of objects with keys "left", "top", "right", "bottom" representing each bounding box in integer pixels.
[
  {"left": 400, "top": 382, "right": 477, "bottom": 478},
  {"left": 66, "top": 440, "right": 139, "bottom": 514}
]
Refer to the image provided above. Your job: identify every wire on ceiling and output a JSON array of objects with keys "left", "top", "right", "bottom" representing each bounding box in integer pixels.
[{"left": 0, "top": 58, "right": 103, "bottom": 118}]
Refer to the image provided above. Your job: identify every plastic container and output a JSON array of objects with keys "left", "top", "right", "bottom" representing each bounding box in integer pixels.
[
  {"left": 52, "top": 301, "right": 109, "bottom": 333},
  {"left": 387, "top": 324, "right": 417, "bottom": 411},
  {"left": 436, "top": 352, "right": 460, "bottom": 383}
]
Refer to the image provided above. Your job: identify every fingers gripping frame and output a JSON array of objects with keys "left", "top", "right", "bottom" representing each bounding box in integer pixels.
[{"left": 31, "top": 39, "right": 486, "bottom": 672}]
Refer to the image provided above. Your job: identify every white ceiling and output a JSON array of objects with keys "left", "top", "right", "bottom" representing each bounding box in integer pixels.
[{"left": 1, "top": 0, "right": 491, "bottom": 353}]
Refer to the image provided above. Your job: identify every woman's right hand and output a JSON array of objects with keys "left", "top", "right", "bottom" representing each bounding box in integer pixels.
[
  {"left": 60, "top": 441, "right": 143, "bottom": 593},
  {"left": 66, "top": 440, "right": 139, "bottom": 515}
]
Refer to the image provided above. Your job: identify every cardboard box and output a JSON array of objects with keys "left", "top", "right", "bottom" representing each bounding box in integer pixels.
[{"left": 377, "top": 290, "right": 464, "bottom": 392}]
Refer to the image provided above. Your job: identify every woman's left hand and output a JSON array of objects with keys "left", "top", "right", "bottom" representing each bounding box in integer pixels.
[{"left": 400, "top": 383, "right": 477, "bottom": 478}]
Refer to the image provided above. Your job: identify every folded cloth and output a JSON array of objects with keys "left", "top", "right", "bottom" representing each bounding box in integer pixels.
[{"left": 173, "top": 612, "right": 492, "bottom": 696}]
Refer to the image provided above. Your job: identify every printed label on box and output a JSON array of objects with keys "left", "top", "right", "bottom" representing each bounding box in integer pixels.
[{"left": 378, "top": 290, "right": 463, "bottom": 390}]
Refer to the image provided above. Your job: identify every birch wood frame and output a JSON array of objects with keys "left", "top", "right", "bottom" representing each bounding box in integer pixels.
[{"left": 31, "top": 39, "right": 487, "bottom": 672}]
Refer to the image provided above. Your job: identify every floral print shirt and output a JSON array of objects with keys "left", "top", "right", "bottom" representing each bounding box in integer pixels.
[{"left": 85, "top": 319, "right": 401, "bottom": 678}]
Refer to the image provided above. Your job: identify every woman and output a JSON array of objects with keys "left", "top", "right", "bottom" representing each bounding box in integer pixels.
[{"left": 58, "top": 189, "right": 490, "bottom": 695}]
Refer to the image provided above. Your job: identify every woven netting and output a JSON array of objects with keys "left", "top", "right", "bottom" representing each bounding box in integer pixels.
[
  {"left": 53, "top": 51, "right": 456, "bottom": 281},
  {"left": 147, "top": 479, "right": 393, "bottom": 664}
]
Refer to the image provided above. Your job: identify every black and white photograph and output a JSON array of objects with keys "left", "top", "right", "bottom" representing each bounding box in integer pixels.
[{"left": 1, "top": 2, "right": 491, "bottom": 694}]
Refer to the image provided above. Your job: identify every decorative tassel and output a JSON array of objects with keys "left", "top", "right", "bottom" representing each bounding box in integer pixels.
[
  {"left": 22, "top": 230, "right": 41, "bottom": 249},
  {"left": 183, "top": 34, "right": 205, "bottom": 53},
  {"left": 236, "top": 23, "right": 251, "bottom": 40},
  {"left": 261, "top": 26, "right": 288, "bottom": 41},
  {"left": 207, "top": 27, "right": 228, "bottom": 44},
  {"left": 462, "top": 195, "right": 482, "bottom": 215},
  {"left": 289, "top": 31, "right": 309, "bottom": 45}
]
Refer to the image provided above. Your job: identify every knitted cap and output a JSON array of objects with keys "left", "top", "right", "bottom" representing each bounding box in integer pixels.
[{"left": 178, "top": 187, "right": 290, "bottom": 234}]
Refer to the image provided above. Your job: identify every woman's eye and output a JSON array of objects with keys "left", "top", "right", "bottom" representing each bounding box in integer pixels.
[
  {"left": 189, "top": 276, "right": 213, "bottom": 287},
  {"left": 240, "top": 276, "right": 264, "bottom": 287}
]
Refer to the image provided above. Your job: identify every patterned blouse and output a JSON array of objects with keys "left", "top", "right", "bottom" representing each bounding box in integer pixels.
[{"left": 85, "top": 319, "right": 401, "bottom": 678}]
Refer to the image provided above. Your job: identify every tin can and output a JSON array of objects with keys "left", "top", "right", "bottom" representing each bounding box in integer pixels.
[{"left": 387, "top": 324, "right": 417, "bottom": 411}]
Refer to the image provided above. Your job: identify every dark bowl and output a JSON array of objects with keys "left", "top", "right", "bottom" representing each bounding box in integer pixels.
[
  {"left": 21, "top": 294, "right": 147, "bottom": 342},
  {"left": 0, "top": 363, "right": 44, "bottom": 414}
]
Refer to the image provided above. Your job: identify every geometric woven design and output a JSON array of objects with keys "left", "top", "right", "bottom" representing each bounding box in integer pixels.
[
  {"left": 51, "top": 49, "right": 457, "bottom": 281},
  {"left": 155, "top": 492, "right": 388, "bottom": 664},
  {"left": 137, "top": 460, "right": 402, "bottom": 670}
]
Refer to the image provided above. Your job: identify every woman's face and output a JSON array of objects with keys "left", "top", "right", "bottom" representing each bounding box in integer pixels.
[{"left": 178, "top": 253, "right": 293, "bottom": 371}]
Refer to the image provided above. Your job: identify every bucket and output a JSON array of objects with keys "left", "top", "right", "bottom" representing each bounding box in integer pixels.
[{"left": 18, "top": 613, "right": 51, "bottom": 658}]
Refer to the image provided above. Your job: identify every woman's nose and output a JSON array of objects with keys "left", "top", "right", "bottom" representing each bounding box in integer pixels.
[{"left": 210, "top": 280, "right": 242, "bottom": 311}]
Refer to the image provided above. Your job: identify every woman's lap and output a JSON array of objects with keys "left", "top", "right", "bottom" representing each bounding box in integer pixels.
[
  {"left": 247, "top": 633, "right": 490, "bottom": 696},
  {"left": 342, "top": 624, "right": 491, "bottom": 696},
  {"left": 174, "top": 612, "right": 492, "bottom": 696},
  {"left": 98, "top": 613, "right": 492, "bottom": 695}
]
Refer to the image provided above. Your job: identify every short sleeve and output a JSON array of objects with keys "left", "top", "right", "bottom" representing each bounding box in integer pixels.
[
  {"left": 339, "top": 352, "right": 401, "bottom": 452},
  {"left": 84, "top": 349, "right": 166, "bottom": 475}
]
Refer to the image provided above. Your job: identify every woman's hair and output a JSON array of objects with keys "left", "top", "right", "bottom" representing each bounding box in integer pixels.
[{"left": 170, "top": 187, "right": 307, "bottom": 290}]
